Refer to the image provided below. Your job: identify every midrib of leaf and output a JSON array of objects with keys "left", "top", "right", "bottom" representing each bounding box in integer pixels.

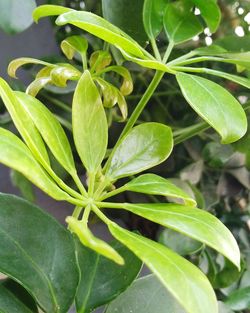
[
  {"left": 78, "top": 254, "right": 100, "bottom": 313},
  {"left": 0, "top": 227, "right": 59, "bottom": 312}
]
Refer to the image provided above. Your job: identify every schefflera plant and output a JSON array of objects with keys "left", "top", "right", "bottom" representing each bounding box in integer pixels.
[{"left": 0, "top": 2, "right": 250, "bottom": 313}]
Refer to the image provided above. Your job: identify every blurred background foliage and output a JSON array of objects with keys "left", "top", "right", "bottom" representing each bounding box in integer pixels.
[{"left": 0, "top": 0, "right": 249, "bottom": 312}]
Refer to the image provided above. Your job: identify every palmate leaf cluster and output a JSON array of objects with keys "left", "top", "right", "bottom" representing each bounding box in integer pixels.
[{"left": 0, "top": 1, "right": 249, "bottom": 313}]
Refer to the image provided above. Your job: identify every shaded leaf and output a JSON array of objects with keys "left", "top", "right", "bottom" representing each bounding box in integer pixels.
[
  {"left": 75, "top": 237, "right": 142, "bottom": 313},
  {"left": 73, "top": 71, "right": 108, "bottom": 173},
  {"left": 89, "top": 50, "right": 112, "bottom": 73},
  {"left": 61, "top": 35, "right": 88, "bottom": 60},
  {"left": 226, "top": 287, "right": 250, "bottom": 311},
  {"left": 106, "top": 122, "right": 173, "bottom": 180},
  {"left": 106, "top": 274, "right": 186, "bottom": 313},
  {"left": 10, "top": 170, "right": 35, "bottom": 202},
  {"left": 109, "top": 223, "right": 218, "bottom": 313},
  {"left": 176, "top": 73, "right": 247, "bottom": 144},
  {"left": 0, "top": 194, "right": 79, "bottom": 313}
]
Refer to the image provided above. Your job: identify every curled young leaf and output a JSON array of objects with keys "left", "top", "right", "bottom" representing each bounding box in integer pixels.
[
  {"left": 26, "top": 77, "right": 51, "bottom": 97},
  {"left": 90, "top": 50, "right": 112, "bottom": 73},
  {"left": 176, "top": 73, "right": 247, "bottom": 144},
  {"left": 50, "top": 64, "right": 81, "bottom": 87},
  {"left": 56, "top": 11, "right": 145, "bottom": 58},
  {"left": 106, "top": 122, "right": 173, "bottom": 180},
  {"left": 73, "top": 70, "right": 108, "bottom": 173},
  {"left": 109, "top": 223, "right": 218, "bottom": 313},
  {"left": 8, "top": 57, "right": 54, "bottom": 79},
  {"left": 61, "top": 35, "right": 88, "bottom": 60},
  {"left": 66, "top": 216, "right": 124, "bottom": 265},
  {"left": 32, "top": 4, "right": 73, "bottom": 23}
]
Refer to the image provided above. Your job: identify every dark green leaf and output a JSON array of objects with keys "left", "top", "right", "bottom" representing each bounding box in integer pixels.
[
  {"left": 125, "top": 173, "right": 196, "bottom": 206},
  {"left": 106, "top": 274, "right": 186, "bottom": 313},
  {"left": 75, "top": 237, "right": 142, "bottom": 313},
  {"left": 0, "top": 193, "right": 79, "bottom": 313},
  {"left": 72, "top": 70, "right": 108, "bottom": 173},
  {"left": 121, "top": 203, "right": 240, "bottom": 268},
  {"left": 226, "top": 287, "right": 250, "bottom": 311},
  {"left": 56, "top": 11, "right": 145, "bottom": 58},
  {"left": 0, "top": 0, "right": 36, "bottom": 34},
  {"left": 191, "top": 0, "right": 221, "bottom": 33},
  {"left": 143, "top": 0, "right": 167, "bottom": 40},
  {"left": 109, "top": 223, "right": 218, "bottom": 313},
  {"left": 102, "top": 0, "right": 147, "bottom": 45},
  {"left": 164, "top": 2, "right": 203, "bottom": 44},
  {"left": 105, "top": 122, "right": 173, "bottom": 180},
  {"left": 176, "top": 73, "right": 247, "bottom": 144}
]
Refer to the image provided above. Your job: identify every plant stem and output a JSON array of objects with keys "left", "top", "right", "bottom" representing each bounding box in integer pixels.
[
  {"left": 99, "top": 185, "right": 127, "bottom": 201},
  {"left": 72, "top": 206, "right": 83, "bottom": 219},
  {"left": 151, "top": 38, "right": 162, "bottom": 61},
  {"left": 82, "top": 204, "right": 91, "bottom": 225},
  {"left": 88, "top": 172, "right": 96, "bottom": 197},
  {"left": 167, "top": 51, "right": 196, "bottom": 66},
  {"left": 95, "top": 201, "right": 124, "bottom": 209},
  {"left": 163, "top": 41, "right": 174, "bottom": 63},
  {"left": 72, "top": 172, "right": 88, "bottom": 197},
  {"left": 174, "top": 122, "right": 210, "bottom": 145},
  {"left": 91, "top": 204, "right": 113, "bottom": 225}
]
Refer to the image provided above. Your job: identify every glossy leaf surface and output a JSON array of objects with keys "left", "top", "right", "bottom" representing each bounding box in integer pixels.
[
  {"left": 67, "top": 217, "right": 124, "bottom": 265},
  {"left": 61, "top": 35, "right": 88, "bottom": 60},
  {"left": 126, "top": 174, "right": 196, "bottom": 206},
  {"left": 164, "top": 2, "right": 203, "bottom": 44},
  {"left": 32, "top": 4, "right": 72, "bottom": 22},
  {"left": 191, "top": 0, "right": 221, "bottom": 33},
  {"left": 0, "top": 128, "right": 71, "bottom": 201},
  {"left": 106, "top": 122, "right": 173, "bottom": 180},
  {"left": 0, "top": 0, "right": 36, "bottom": 34},
  {"left": 106, "top": 275, "right": 185, "bottom": 313},
  {"left": 15, "top": 92, "right": 77, "bottom": 176},
  {"left": 109, "top": 223, "right": 218, "bottom": 313},
  {"left": 75, "top": 238, "right": 142, "bottom": 313},
  {"left": 102, "top": 0, "right": 147, "bottom": 45},
  {"left": 0, "top": 194, "right": 79, "bottom": 313},
  {"left": 56, "top": 11, "right": 145, "bottom": 58},
  {"left": 176, "top": 73, "right": 247, "bottom": 144},
  {"left": 121, "top": 202, "right": 240, "bottom": 269},
  {"left": 143, "top": 0, "right": 167, "bottom": 39},
  {"left": 72, "top": 71, "right": 108, "bottom": 173}
]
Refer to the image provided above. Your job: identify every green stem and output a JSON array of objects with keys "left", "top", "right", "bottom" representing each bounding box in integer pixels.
[
  {"left": 163, "top": 41, "right": 174, "bottom": 63},
  {"left": 82, "top": 204, "right": 91, "bottom": 225},
  {"left": 72, "top": 206, "right": 83, "bottom": 219},
  {"left": 81, "top": 53, "right": 88, "bottom": 71},
  {"left": 167, "top": 51, "right": 196, "bottom": 66},
  {"left": 150, "top": 38, "right": 162, "bottom": 61},
  {"left": 72, "top": 172, "right": 88, "bottom": 197},
  {"left": 91, "top": 204, "right": 113, "bottom": 225},
  {"left": 88, "top": 172, "right": 96, "bottom": 197},
  {"left": 174, "top": 122, "right": 210, "bottom": 145},
  {"left": 99, "top": 185, "right": 127, "bottom": 201},
  {"left": 127, "top": 90, "right": 179, "bottom": 100},
  {"left": 95, "top": 201, "right": 124, "bottom": 209}
]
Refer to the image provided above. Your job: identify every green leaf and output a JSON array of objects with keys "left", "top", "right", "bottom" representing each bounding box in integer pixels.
[
  {"left": 102, "top": 0, "right": 147, "bottom": 46},
  {"left": 109, "top": 223, "right": 218, "bottom": 313},
  {"left": 15, "top": 92, "right": 77, "bottom": 177},
  {"left": 60, "top": 35, "right": 88, "bottom": 60},
  {"left": 0, "top": 128, "right": 72, "bottom": 201},
  {"left": 26, "top": 77, "right": 51, "bottom": 97},
  {"left": 106, "top": 274, "right": 186, "bottom": 313},
  {"left": 191, "top": 0, "right": 221, "bottom": 33},
  {"left": 125, "top": 173, "right": 196, "bottom": 206},
  {"left": 176, "top": 73, "right": 247, "bottom": 144},
  {"left": 32, "top": 4, "right": 73, "bottom": 23},
  {"left": 158, "top": 228, "right": 203, "bottom": 256},
  {"left": 164, "top": 2, "right": 203, "bottom": 44},
  {"left": 120, "top": 203, "right": 240, "bottom": 269},
  {"left": 10, "top": 170, "right": 35, "bottom": 202},
  {"left": 0, "top": 193, "right": 79, "bottom": 313},
  {"left": 75, "top": 237, "right": 142, "bottom": 313},
  {"left": 72, "top": 70, "right": 108, "bottom": 173},
  {"left": 226, "top": 287, "right": 250, "bottom": 311},
  {"left": 49, "top": 64, "right": 81, "bottom": 87},
  {"left": 0, "top": 284, "right": 34, "bottom": 313},
  {"left": 66, "top": 216, "right": 124, "bottom": 265},
  {"left": 143, "top": 0, "right": 167, "bottom": 40},
  {"left": 8, "top": 58, "right": 54, "bottom": 79},
  {"left": 56, "top": 11, "right": 145, "bottom": 58},
  {"left": 89, "top": 50, "right": 112, "bottom": 73},
  {"left": 105, "top": 122, "right": 173, "bottom": 180},
  {"left": 0, "top": 0, "right": 36, "bottom": 34}
]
